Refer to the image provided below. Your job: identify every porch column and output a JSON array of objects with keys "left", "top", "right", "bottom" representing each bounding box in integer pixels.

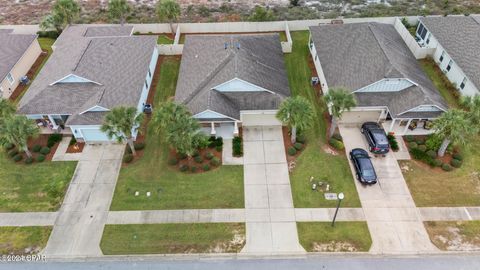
[
  {"left": 403, "top": 119, "right": 413, "bottom": 135},
  {"left": 233, "top": 121, "right": 239, "bottom": 136},
  {"left": 47, "top": 115, "right": 58, "bottom": 130},
  {"left": 210, "top": 122, "right": 216, "bottom": 136},
  {"left": 389, "top": 118, "right": 396, "bottom": 132}
]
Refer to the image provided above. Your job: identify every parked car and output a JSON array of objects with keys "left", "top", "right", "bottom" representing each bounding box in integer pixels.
[
  {"left": 349, "top": 148, "right": 377, "bottom": 184},
  {"left": 361, "top": 122, "right": 390, "bottom": 154}
]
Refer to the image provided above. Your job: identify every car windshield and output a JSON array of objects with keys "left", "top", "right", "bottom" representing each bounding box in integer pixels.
[
  {"left": 372, "top": 131, "right": 388, "bottom": 146},
  {"left": 363, "top": 169, "right": 375, "bottom": 177}
]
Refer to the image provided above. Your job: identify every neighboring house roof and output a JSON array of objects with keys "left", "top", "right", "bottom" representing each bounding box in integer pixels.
[
  {"left": 175, "top": 34, "right": 290, "bottom": 120},
  {"left": 17, "top": 25, "right": 156, "bottom": 126},
  {"left": 310, "top": 22, "right": 448, "bottom": 118},
  {"left": 0, "top": 30, "right": 37, "bottom": 83},
  {"left": 419, "top": 16, "right": 480, "bottom": 89}
]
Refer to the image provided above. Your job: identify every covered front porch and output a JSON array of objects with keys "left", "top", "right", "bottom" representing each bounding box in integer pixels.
[
  {"left": 200, "top": 121, "right": 239, "bottom": 139},
  {"left": 27, "top": 114, "right": 72, "bottom": 135},
  {"left": 382, "top": 118, "right": 435, "bottom": 136}
]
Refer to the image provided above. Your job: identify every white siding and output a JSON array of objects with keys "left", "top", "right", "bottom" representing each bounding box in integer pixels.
[{"left": 309, "top": 33, "right": 329, "bottom": 93}]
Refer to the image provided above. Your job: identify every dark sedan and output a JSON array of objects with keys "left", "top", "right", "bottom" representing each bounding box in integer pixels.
[
  {"left": 349, "top": 148, "right": 377, "bottom": 184},
  {"left": 361, "top": 122, "right": 390, "bottom": 154}
]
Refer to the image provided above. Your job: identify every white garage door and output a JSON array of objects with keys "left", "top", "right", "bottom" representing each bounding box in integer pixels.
[
  {"left": 79, "top": 129, "right": 111, "bottom": 143},
  {"left": 339, "top": 110, "right": 382, "bottom": 124},
  {"left": 241, "top": 111, "right": 282, "bottom": 126}
]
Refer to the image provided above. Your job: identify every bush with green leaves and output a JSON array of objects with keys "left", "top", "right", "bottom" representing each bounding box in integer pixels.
[
  {"left": 328, "top": 138, "right": 344, "bottom": 150},
  {"left": 210, "top": 157, "right": 220, "bottom": 166},
  {"left": 433, "top": 159, "right": 442, "bottom": 167},
  {"left": 36, "top": 155, "right": 46, "bottom": 162},
  {"left": 452, "top": 153, "right": 463, "bottom": 161},
  {"left": 288, "top": 147, "right": 297, "bottom": 156},
  {"left": 293, "top": 142, "right": 303, "bottom": 151},
  {"left": 134, "top": 142, "right": 145, "bottom": 150},
  {"left": 408, "top": 142, "right": 418, "bottom": 149},
  {"left": 205, "top": 152, "right": 214, "bottom": 160},
  {"left": 405, "top": 135, "right": 415, "bottom": 142},
  {"left": 208, "top": 136, "right": 216, "bottom": 148},
  {"left": 442, "top": 163, "right": 453, "bottom": 171},
  {"left": 47, "top": 134, "right": 62, "bottom": 147},
  {"left": 426, "top": 150, "right": 437, "bottom": 159},
  {"left": 178, "top": 152, "right": 188, "bottom": 160},
  {"left": 123, "top": 154, "right": 134, "bottom": 163},
  {"left": 37, "top": 30, "right": 60, "bottom": 39},
  {"left": 387, "top": 134, "right": 399, "bottom": 151},
  {"left": 168, "top": 157, "right": 178, "bottom": 165},
  {"left": 232, "top": 137, "right": 243, "bottom": 157},
  {"left": 24, "top": 157, "right": 34, "bottom": 164},
  {"left": 416, "top": 138, "right": 425, "bottom": 145},
  {"left": 69, "top": 137, "right": 77, "bottom": 146},
  {"left": 202, "top": 164, "right": 210, "bottom": 171},
  {"left": 215, "top": 137, "right": 223, "bottom": 147},
  {"left": 331, "top": 133, "right": 343, "bottom": 142},
  {"left": 179, "top": 164, "right": 189, "bottom": 172},
  {"left": 32, "top": 144, "right": 42, "bottom": 152},
  {"left": 296, "top": 134, "right": 306, "bottom": 144},
  {"left": 410, "top": 147, "right": 435, "bottom": 167},
  {"left": 215, "top": 145, "right": 222, "bottom": 152},
  {"left": 191, "top": 166, "right": 198, "bottom": 173},
  {"left": 418, "top": 145, "right": 427, "bottom": 152},
  {"left": 3, "top": 143, "right": 15, "bottom": 151},
  {"left": 450, "top": 159, "right": 462, "bottom": 168},
  {"left": 425, "top": 135, "right": 442, "bottom": 151},
  {"left": 8, "top": 149, "right": 18, "bottom": 157},
  {"left": 194, "top": 155, "right": 203, "bottom": 163},
  {"left": 13, "top": 154, "right": 23, "bottom": 162},
  {"left": 40, "top": 147, "right": 51, "bottom": 155}
]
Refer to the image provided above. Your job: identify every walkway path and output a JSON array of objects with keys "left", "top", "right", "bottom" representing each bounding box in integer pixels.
[
  {"left": 240, "top": 126, "right": 305, "bottom": 255},
  {"left": 339, "top": 125, "right": 437, "bottom": 254},
  {"left": 42, "top": 144, "right": 124, "bottom": 258}
]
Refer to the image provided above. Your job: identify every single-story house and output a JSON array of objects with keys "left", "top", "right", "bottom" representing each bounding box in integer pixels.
[
  {"left": 309, "top": 22, "right": 448, "bottom": 135},
  {"left": 0, "top": 29, "right": 42, "bottom": 99},
  {"left": 416, "top": 15, "right": 480, "bottom": 96},
  {"left": 174, "top": 34, "right": 290, "bottom": 139},
  {"left": 17, "top": 25, "right": 158, "bottom": 143}
]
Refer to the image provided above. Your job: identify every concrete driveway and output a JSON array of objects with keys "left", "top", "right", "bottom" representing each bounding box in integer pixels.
[
  {"left": 339, "top": 125, "right": 437, "bottom": 254},
  {"left": 241, "top": 126, "right": 305, "bottom": 254}
]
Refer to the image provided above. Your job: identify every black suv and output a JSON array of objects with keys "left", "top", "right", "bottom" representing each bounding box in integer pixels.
[
  {"left": 349, "top": 148, "right": 377, "bottom": 184},
  {"left": 361, "top": 122, "right": 390, "bottom": 154}
]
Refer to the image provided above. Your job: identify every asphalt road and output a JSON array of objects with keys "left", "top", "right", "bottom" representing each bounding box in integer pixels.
[{"left": 2, "top": 254, "right": 480, "bottom": 270}]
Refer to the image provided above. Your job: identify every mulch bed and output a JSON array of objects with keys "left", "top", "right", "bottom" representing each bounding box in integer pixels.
[
  {"left": 402, "top": 135, "right": 458, "bottom": 172},
  {"left": 8, "top": 51, "right": 48, "bottom": 102},
  {"left": 6, "top": 134, "right": 63, "bottom": 163},
  {"left": 282, "top": 126, "right": 307, "bottom": 165},
  {"left": 169, "top": 146, "right": 223, "bottom": 174},
  {"left": 66, "top": 142, "right": 85, "bottom": 154}
]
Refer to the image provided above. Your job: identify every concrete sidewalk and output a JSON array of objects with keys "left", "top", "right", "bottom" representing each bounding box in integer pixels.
[
  {"left": 0, "top": 212, "right": 58, "bottom": 226},
  {"left": 107, "top": 209, "right": 245, "bottom": 224}
]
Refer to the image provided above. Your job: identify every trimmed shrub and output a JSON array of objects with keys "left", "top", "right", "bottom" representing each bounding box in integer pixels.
[
  {"left": 4, "top": 143, "right": 15, "bottom": 151},
  {"left": 36, "top": 155, "right": 46, "bottom": 162},
  {"left": 215, "top": 145, "right": 223, "bottom": 152},
  {"left": 452, "top": 153, "right": 463, "bottom": 161},
  {"left": 433, "top": 159, "right": 442, "bottom": 167},
  {"left": 192, "top": 150, "right": 200, "bottom": 157},
  {"left": 331, "top": 133, "right": 343, "bottom": 142},
  {"left": 32, "top": 144, "right": 42, "bottom": 153},
  {"left": 134, "top": 142, "right": 145, "bottom": 150},
  {"left": 410, "top": 147, "right": 435, "bottom": 167},
  {"left": 450, "top": 159, "right": 462, "bottom": 168},
  {"left": 328, "top": 138, "right": 344, "bottom": 150},
  {"left": 202, "top": 164, "right": 211, "bottom": 171},
  {"left": 8, "top": 149, "right": 18, "bottom": 158},
  {"left": 387, "top": 134, "right": 399, "bottom": 151},
  {"left": 293, "top": 142, "right": 303, "bottom": 151},
  {"left": 210, "top": 157, "right": 220, "bottom": 166},
  {"left": 47, "top": 134, "right": 62, "bottom": 147},
  {"left": 405, "top": 135, "right": 415, "bottom": 142},
  {"left": 191, "top": 166, "right": 198, "bottom": 173},
  {"left": 416, "top": 138, "right": 425, "bottom": 145},
  {"left": 441, "top": 163, "right": 453, "bottom": 171},
  {"left": 37, "top": 30, "right": 60, "bottom": 39},
  {"left": 69, "top": 137, "right": 77, "bottom": 146},
  {"left": 205, "top": 152, "right": 214, "bottom": 160},
  {"left": 426, "top": 150, "right": 437, "bottom": 159},
  {"left": 418, "top": 145, "right": 427, "bottom": 152},
  {"left": 126, "top": 146, "right": 132, "bottom": 154},
  {"left": 296, "top": 134, "right": 306, "bottom": 144},
  {"left": 194, "top": 155, "right": 203, "bottom": 163},
  {"left": 179, "top": 164, "right": 189, "bottom": 172},
  {"left": 288, "top": 147, "right": 297, "bottom": 156},
  {"left": 178, "top": 152, "right": 188, "bottom": 160},
  {"left": 13, "top": 154, "right": 23, "bottom": 162},
  {"left": 24, "top": 157, "right": 34, "bottom": 164},
  {"left": 215, "top": 137, "right": 223, "bottom": 147},
  {"left": 425, "top": 135, "right": 441, "bottom": 151},
  {"left": 232, "top": 137, "right": 243, "bottom": 157},
  {"left": 40, "top": 147, "right": 51, "bottom": 155},
  {"left": 208, "top": 136, "right": 216, "bottom": 148},
  {"left": 123, "top": 154, "right": 133, "bottom": 163},
  {"left": 408, "top": 142, "right": 418, "bottom": 149},
  {"left": 168, "top": 158, "right": 178, "bottom": 165}
]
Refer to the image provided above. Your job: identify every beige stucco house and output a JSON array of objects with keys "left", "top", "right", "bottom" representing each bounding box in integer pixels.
[{"left": 0, "top": 29, "right": 42, "bottom": 99}]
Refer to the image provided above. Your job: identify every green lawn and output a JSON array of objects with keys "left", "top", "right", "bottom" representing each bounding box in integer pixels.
[
  {"left": 419, "top": 58, "right": 460, "bottom": 108},
  {"left": 110, "top": 57, "right": 244, "bottom": 210},
  {"left": 0, "top": 150, "right": 77, "bottom": 212},
  {"left": 297, "top": 222, "right": 372, "bottom": 252},
  {"left": 0, "top": 226, "right": 52, "bottom": 255},
  {"left": 285, "top": 31, "right": 361, "bottom": 208},
  {"left": 157, "top": 34, "right": 174, "bottom": 44},
  {"left": 424, "top": 221, "right": 480, "bottom": 251},
  {"left": 101, "top": 223, "right": 245, "bottom": 254}
]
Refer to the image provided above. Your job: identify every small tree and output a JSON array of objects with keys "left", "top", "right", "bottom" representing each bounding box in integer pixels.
[
  {"left": 156, "top": 0, "right": 181, "bottom": 34},
  {"left": 0, "top": 115, "right": 39, "bottom": 158},
  {"left": 151, "top": 101, "right": 190, "bottom": 134},
  {"left": 108, "top": 0, "right": 131, "bottom": 26},
  {"left": 323, "top": 87, "right": 356, "bottom": 138},
  {"left": 461, "top": 95, "right": 480, "bottom": 127},
  {"left": 276, "top": 96, "right": 315, "bottom": 144},
  {"left": 0, "top": 99, "right": 15, "bottom": 121},
  {"left": 100, "top": 107, "right": 143, "bottom": 156},
  {"left": 40, "top": 0, "right": 81, "bottom": 32},
  {"left": 248, "top": 6, "right": 276, "bottom": 22},
  {"left": 432, "top": 109, "right": 475, "bottom": 157}
]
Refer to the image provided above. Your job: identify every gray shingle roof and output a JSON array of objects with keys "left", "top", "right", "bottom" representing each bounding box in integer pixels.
[
  {"left": 175, "top": 34, "right": 290, "bottom": 120},
  {"left": 0, "top": 31, "right": 37, "bottom": 83},
  {"left": 310, "top": 22, "right": 447, "bottom": 118},
  {"left": 420, "top": 16, "right": 480, "bottom": 89},
  {"left": 17, "top": 25, "right": 156, "bottom": 126}
]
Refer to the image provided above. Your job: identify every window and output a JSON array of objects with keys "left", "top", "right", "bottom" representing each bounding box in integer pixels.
[
  {"left": 417, "top": 23, "right": 427, "bottom": 39},
  {"left": 148, "top": 70, "right": 151, "bottom": 78},
  {"left": 446, "top": 60, "right": 453, "bottom": 72},
  {"left": 439, "top": 51, "right": 445, "bottom": 62},
  {"left": 145, "top": 80, "right": 148, "bottom": 89},
  {"left": 6, "top": 73, "right": 14, "bottom": 84},
  {"left": 460, "top": 77, "right": 467, "bottom": 89}
]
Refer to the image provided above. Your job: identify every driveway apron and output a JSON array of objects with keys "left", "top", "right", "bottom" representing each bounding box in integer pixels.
[
  {"left": 241, "top": 126, "right": 305, "bottom": 254},
  {"left": 339, "top": 125, "right": 437, "bottom": 254},
  {"left": 42, "top": 144, "right": 124, "bottom": 257}
]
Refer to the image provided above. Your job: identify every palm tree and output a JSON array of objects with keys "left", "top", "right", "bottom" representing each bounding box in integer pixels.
[
  {"left": 151, "top": 101, "right": 190, "bottom": 134},
  {"left": 40, "top": 0, "right": 81, "bottom": 32},
  {"left": 323, "top": 87, "right": 356, "bottom": 138},
  {"left": 276, "top": 96, "right": 315, "bottom": 144},
  {"left": 433, "top": 109, "right": 476, "bottom": 157},
  {"left": 0, "top": 99, "right": 15, "bottom": 121},
  {"left": 100, "top": 106, "right": 143, "bottom": 156},
  {"left": 108, "top": 0, "right": 131, "bottom": 26},
  {"left": 0, "top": 115, "right": 39, "bottom": 158},
  {"left": 156, "top": 0, "right": 181, "bottom": 34},
  {"left": 461, "top": 95, "right": 480, "bottom": 127}
]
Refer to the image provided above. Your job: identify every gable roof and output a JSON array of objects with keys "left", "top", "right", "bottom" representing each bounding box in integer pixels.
[
  {"left": 309, "top": 22, "right": 448, "bottom": 118},
  {"left": 17, "top": 25, "right": 156, "bottom": 126},
  {"left": 0, "top": 30, "right": 37, "bottom": 83},
  {"left": 175, "top": 34, "right": 290, "bottom": 120},
  {"left": 419, "top": 16, "right": 480, "bottom": 89}
]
